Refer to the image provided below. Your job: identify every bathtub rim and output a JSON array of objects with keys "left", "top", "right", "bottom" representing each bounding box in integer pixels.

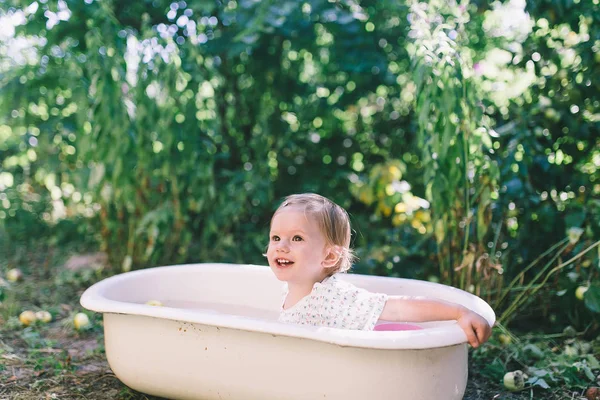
[{"left": 80, "top": 263, "right": 495, "bottom": 350}]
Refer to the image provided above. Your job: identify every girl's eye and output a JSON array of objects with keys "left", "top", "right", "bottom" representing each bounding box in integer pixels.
[
  {"left": 271, "top": 235, "right": 280, "bottom": 241},
  {"left": 292, "top": 235, "right": 303, "bottom": 242}
]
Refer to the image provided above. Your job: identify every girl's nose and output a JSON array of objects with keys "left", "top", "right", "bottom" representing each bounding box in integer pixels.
[{"left": 276, "top": 240, "right": 290, "bottom": 252}]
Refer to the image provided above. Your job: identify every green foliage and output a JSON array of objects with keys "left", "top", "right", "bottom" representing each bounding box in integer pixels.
[
  {"left": 408, "top": 0, "right": 500, "bottom": 293},
  {"left": 483, "top": 0, "right": 600, "bottom": 326},
  {"left": 0, "top": 0, "right": 598, "bottom": 333},
  {"left": 1, "top": 0, "right": 415, "bottom": 270},
  {"left": 497, "top": 234, "right": 600, "bottom": 325},
  {"left": 7, "top": 332, "right": 78, "bottom": 379},
  {"left": 585, "top": 285, "right": 600, "bottom": 313},
  {"left": 473, "top": 329, "right": 600, "bottom": 392}
]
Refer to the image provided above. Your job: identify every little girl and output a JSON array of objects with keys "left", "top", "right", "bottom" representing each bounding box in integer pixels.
[{"left": 266, "top": 193, "right": 492, "bottom": 348}]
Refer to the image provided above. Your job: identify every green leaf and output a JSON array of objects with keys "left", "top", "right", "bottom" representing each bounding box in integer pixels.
[
  {"left": 586, "top": 355, "right": 600, "bottom": 369},
  {"left": 531, "top": 378, "right": 550, "bottom": 389},
  {"left": 523, "top": 343, "right": 545, "bottom": 359},
  {"left": 584, "top": 286, "right": 600, "bottom": 313},
  {"left": 565, "top": 209, "right": 586, "bottom": 228},
  {"left": 582, "top": 364, "right": 596, "bottom": 381},
  {"left": 480, "top": 130, "right": 493, "bottom": 149},
  {"left": 477, "top": 202, "right": 488, "bottom": 242}
]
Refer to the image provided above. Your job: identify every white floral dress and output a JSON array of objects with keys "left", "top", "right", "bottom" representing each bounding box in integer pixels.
[{"left": 278, "top": 274, "right": 388, "bottom": 331}]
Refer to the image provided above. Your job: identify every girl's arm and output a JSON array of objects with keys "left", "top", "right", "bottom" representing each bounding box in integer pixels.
[
  {"left": 380, "top": 296, "right": 463, "bottom": 322},
  {"left": 379, "top": 296, "right": 492, "bottom": 348}
]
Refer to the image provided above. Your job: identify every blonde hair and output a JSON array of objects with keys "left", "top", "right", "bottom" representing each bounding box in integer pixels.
[{"left": 272, "top": 193, "right": 355, "bottom": 274}]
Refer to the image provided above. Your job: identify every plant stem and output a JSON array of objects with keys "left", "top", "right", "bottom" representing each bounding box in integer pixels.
[
  {"left": 499, "top": 239, "right": 600, "bottom": 324},
  {"left": 488, "top": 213, "right": 504, "bottom": 264},
  {"left": 528, "top": 239, "right": 600, "bottom": 298},
  {"left": 459, "top": 64, "right": 471, "bottom": 291},
  {"left": 494, "top": 237, "right": 569, "bottom": 309},
  {"left": 499, "top": 241, "right": 570, "bottom": 324}
]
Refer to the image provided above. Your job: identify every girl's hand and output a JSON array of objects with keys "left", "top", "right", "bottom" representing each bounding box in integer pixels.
[{"left": 456, "top": 309, "right": 492, "bottom": 348}]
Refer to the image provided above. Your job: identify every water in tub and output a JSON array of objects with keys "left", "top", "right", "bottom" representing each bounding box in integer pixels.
[{"left": 142, "top": 299, "right": 456, "bottom": 330}]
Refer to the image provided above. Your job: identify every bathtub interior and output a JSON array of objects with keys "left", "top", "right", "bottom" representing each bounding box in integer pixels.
[{"left": 92, "top": 263, "right": 494, "bottom": 328}]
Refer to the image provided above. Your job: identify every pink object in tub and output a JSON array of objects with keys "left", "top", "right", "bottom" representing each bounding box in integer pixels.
[{"left": 80, "top": 263, "right": 495, "bottom": 400}]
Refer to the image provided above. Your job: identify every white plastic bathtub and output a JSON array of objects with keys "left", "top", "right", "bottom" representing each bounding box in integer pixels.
[{"left": 80, "top": 263, "right": 495, "bottom": 400}]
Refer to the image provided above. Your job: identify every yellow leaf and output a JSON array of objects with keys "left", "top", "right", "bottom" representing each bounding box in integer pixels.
[
  {"left": 415, "top": 210, "right": 431, "bottom": 223},
  {"left": 388, "top": 165, "right": 401, "bottom": 180},
  {"left": 380, "top": 204, "right": 392, "bottom": 217},
  {"left": 395, "top": 202, "right": 407, "bottom": 213},
  {"left": 435, "top": 219, "right": 445, "bottom": 244},
  {"left": 392, "top": 213, "right": 407, "bottom": 226}
]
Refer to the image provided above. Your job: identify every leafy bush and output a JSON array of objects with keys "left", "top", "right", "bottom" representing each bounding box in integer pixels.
[{"left": 0, "top": 0, "right": 598, "bottom": 331}]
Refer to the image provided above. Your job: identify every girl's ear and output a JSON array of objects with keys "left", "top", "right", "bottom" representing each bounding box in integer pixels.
[{"left": 321, "top": 246, "right": 341, "bottom": 269}]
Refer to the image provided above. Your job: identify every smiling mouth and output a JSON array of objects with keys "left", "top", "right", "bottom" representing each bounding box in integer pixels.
[{"left": 275, "top": 258, "right": 294, "bottom": 268}]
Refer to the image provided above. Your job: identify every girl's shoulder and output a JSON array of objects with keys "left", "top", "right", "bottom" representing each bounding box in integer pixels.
[{"left": 313, "top": 273, "right": 356, "bottom": 294}]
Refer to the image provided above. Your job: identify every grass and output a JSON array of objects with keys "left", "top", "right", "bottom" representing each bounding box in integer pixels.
[
  {"left": 0, "top": 241, "right": 162, "bottom": 399},
  {"left": 0, "top": 240, "right": 597, "bottom": 399}
]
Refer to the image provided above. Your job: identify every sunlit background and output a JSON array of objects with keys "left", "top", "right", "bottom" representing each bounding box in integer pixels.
[{"left": 0, "top": 0, "right": 599, "bottom": 396}]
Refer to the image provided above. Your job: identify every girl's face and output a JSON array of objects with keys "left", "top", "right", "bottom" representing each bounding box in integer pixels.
[{"left": 267, "top": 207, "right": 331, "bottom": 286}]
